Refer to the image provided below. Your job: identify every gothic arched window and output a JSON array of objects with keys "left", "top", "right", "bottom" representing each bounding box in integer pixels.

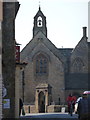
[
  {"left": 71, "top": 58, "right": 84, "bottom": 73},
  {"left": 37, "top": 16, "right": 42, "bottom": 27},
  {"left": 35, "top": 54, "right": 48, "bottom": 76}
]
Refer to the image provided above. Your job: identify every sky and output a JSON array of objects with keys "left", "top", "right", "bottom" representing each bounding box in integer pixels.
[{"left": 15, "top": 0, "right": 89, "bottom": 51}]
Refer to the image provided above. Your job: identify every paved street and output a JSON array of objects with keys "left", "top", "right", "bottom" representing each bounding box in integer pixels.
[{"left": 20, "top": 113, "right": 78, "bottom": 120}]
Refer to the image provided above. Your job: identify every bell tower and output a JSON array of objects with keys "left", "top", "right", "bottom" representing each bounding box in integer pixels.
[{"left": 33, "top": 6, "right": 47, "bottom": 37}]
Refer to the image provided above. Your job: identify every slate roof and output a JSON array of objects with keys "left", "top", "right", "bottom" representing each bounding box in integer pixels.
[
  {"left": 21, "top": 31, "right": 67, "bottom": 64},
  {"left": 58, "top": 48, "right": 73, "bottom": 59}
]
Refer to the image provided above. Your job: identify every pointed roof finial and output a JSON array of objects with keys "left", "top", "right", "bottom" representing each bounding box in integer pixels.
[{"left": 39, "top": 1, "right": 41, "bottom": 10}]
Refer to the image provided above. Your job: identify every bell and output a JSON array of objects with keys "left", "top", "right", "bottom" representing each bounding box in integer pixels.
[
  {"left": 39, "top": 20, "right": 41, "bottom": 25},
  {"left": 39, "top": 22, "right": 41, "bottom": 25}
]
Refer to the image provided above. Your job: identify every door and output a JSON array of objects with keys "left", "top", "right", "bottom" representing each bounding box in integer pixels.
[{"left": 38, "top": 91, "right": 45, "bottom": 113}]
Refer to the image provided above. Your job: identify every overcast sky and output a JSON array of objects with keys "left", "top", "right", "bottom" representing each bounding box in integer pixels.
[{"left": 15, "top": 0, "right": 88, "bottom": 51}]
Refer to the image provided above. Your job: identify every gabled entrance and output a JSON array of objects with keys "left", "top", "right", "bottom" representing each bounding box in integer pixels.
[{"left": 35, "top": 83, "right": 52, "bottom": 113}]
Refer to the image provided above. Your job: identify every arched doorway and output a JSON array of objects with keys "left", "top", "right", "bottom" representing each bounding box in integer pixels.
[
  {"left": 35, "top": 84, "right": 52, "bottom": 113},
  {"left": 38, "top": 91, "right": 45, "bottom": 113}
]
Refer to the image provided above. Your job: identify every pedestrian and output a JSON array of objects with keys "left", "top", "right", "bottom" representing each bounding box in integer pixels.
[
  {"left": 72, "top": 95, "right": 77, "bottom": 112},
  {"left": 77, "top": 93, "right": 90, "bottom": 120},
  {"left": 74, "top": 96, "right": 82, "bottom": 113},
  {"left": 66, "top": 93, "right": 76, "bottom": 114},
  {"left": 19, "top": 98, "right": 23, "bottom": 116},
  {"left": 58, "top": 97, "right": 60, "bottom": 105}
]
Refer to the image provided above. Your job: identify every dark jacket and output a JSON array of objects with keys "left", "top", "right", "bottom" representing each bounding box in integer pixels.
[
  {"left": 19, "top": 98, "right": 23, "bottom": 109},
  {"left": 78, "top": 98, "right": 88, "bottom": 114},
  {"left": 77, "top": 97, "right": 90, "bottom": 119}
]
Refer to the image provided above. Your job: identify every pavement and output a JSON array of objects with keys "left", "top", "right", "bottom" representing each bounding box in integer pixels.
[{"left": 20, "top": 112, "right": 79, "bottom": 120}]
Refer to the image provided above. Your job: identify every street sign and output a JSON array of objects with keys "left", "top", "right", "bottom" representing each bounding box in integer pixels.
[{"left": 3, "top": 99, "right": 10, "bottom": 109}]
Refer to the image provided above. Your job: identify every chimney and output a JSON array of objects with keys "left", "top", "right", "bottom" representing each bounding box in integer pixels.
[{"left": 83, "top": 27, "right": 87, "bottom": 37}]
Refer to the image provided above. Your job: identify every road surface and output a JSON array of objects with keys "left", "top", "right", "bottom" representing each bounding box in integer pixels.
[{"left": 20, "top": 113, "right": 78, "bottom": 120}]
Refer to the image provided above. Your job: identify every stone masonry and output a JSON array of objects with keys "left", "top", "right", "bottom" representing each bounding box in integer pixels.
[
  {"left": 2, "top": 1, "right": 20, "bottom": 118},
  {"left": 0, "top": 1, "right": 3, "bottom": 119}
]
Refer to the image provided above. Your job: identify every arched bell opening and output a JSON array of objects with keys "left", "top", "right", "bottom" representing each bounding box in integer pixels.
[{"left": 37, "top": 16, "right": 42, "bottom": 27}]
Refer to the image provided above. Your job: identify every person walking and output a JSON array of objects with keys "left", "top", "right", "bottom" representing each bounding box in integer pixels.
[
  {"left": 67, "top": 93, "right": 76, "bottom": 114},
  {"left": 77, "top": 93, "right": 90, "bottom": 120},
  {"left": 19, "top": 98, "right": 23, "bottom": 116}
]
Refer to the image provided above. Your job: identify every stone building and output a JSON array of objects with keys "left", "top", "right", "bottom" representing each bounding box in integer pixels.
[
  {"left": 20, "top": 7, "right": 90, "bottom": 113},
  {"left": 2, "top": 1, "right": 20, "bottom": 118},
  {"left": 0, "top": 1, "right": 3, "bottom": 119}
]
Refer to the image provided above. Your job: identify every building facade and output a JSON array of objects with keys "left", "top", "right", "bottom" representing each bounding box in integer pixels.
[
  {"left": 0, "top": 1, "right": 3, "bottom": 118},
  {"left": 2, "top": 1, "right": 20, "bottom": 118},
  {"left": 20, "top": 7, "right": 89, "bottom": 113}
]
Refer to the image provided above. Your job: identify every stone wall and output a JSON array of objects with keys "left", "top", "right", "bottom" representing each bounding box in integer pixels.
[
  {"left": 23, "top": 105, "right": 35, "bottom": 114},
  {"left": 2, "top": 1, "right": 20, "bottom": 118},
  {"left": 0, "top": 1, "right": 3, "bottom": 118},
  {"left": 47, "top": 105, "right": 68, "bottom": 113},
  {"left": 24, "top": 104, "right": 68, "bottom": 113},
  {"left": 0, "top": 21, "right": 2, "bottom": 119}
]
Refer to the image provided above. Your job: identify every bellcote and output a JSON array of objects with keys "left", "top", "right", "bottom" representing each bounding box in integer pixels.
[{"left": 33, "top": 6, "right": 47, "bottom": 37}]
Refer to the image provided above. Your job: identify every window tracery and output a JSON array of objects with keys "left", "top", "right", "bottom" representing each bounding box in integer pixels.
[
  {"left": 35, "top": 54, "right": 48, "bottom": 76},
  {"left": 71, "top": 58, "right": 84, "bottom": 73}
]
